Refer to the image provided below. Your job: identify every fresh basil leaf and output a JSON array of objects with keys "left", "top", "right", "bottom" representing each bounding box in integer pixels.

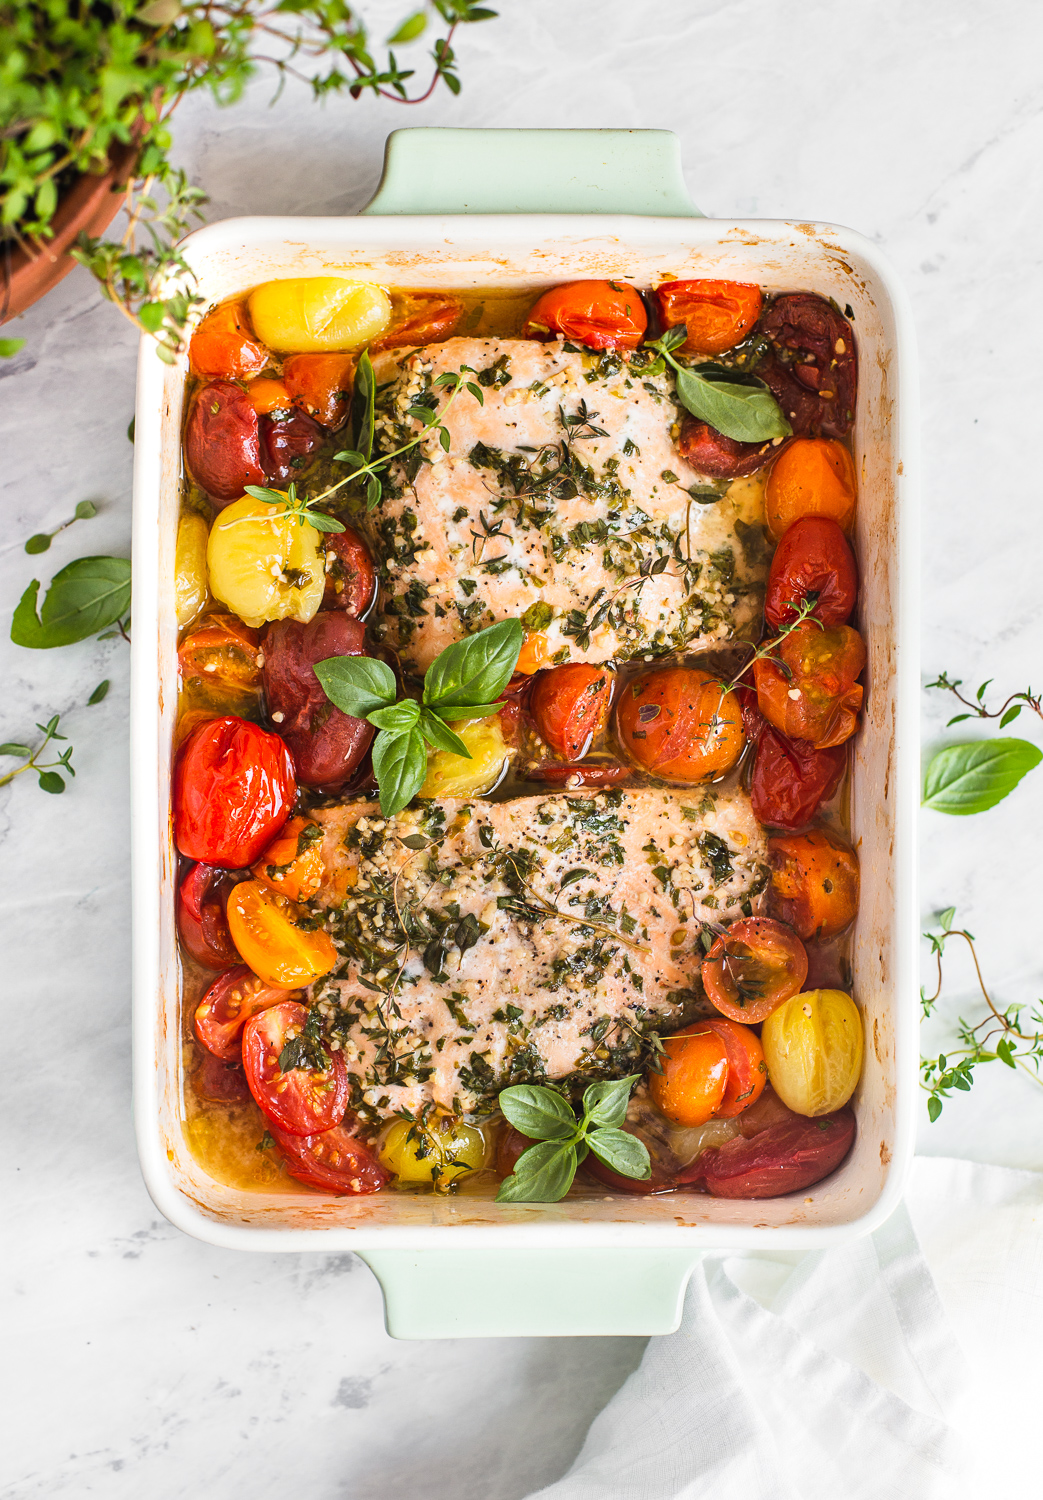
[
  {"left": 314, "top": 655, "right": 397, "bottom": 719},
  {"left": 498, "top": 1083, "right": 577, "bottom": 1141},
  {"left": 368, "top": 699, "right": 421, "bottom": 733},
  {"left": 351, "top": 348, "right": 376, "bottom": 464},
  {"left": 419, "top": 709, "right": 471, "bottom": 758},
  {"left": 582, "top": 1074, "right": 640, "bottom": 1129},
  {"left": 305, "top": 511, "right": 346, "bottom": 533},
  {"left": 673, "top": 366, "right": 791, "bottom": 443},
  {"left": 372, "top": 726, "right": 427, "bottom": 817},
  {"left": 587, "top": 1128, "right": 651, "bottom": 1180},
  {"left": 922, "top": 738, "right": 1042, "bottom": 815},
  {"left": 333, "top": 449, "right": 366, "bottom": 467},
  {"left": 422, "top": 618, "right": 523, "bottom": 713},
  {"left": 435, "top": 700, "right": 503, "bottom": 722},
  {"left": 495, "top": 1140, "right": 578, "bottom": 1203},
  {"left": 11, "top": 556, "right": 132, "bottom": 649},
  {"left": 654, "top": 326, "right": 687, "bottom": 354}
]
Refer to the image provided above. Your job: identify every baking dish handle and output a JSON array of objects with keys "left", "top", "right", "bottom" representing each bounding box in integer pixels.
[
  {"left": 358, "top": 1247, "right": 702, "bottom": 1339},
  {"left": 360, "top": 127, "right": 701, "bottom": 217}
]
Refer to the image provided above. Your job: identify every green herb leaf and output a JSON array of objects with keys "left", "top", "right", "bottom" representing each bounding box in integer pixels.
[
  {"left": 520, "top": 600, "right": 553, "bottom": 632},
  {"left": 74, "top": 500, "right": 98, "bottom": 521},
  {"left": 673, "top": 365, "right": 791, "bottom": 443},
  {"left": 87, "top": 680, "right": 110, "bottom": 705},
  {"left": 24, "top": 534, "right": 51, "bottom": 555},
  {"left": 37, "top": 770, "right": 66, "bottom": 794},
  {"left": 422, "top": 618, "right": 523, "bottom": 715},
  {"left": 0, "top": 742, "right": 32, "bottom": 757},
  {"left": 314, "top": 655, "right": 397, "bottom": 719},
  {"left": 419, "top": 709, "right": 471, "bottom": 758},
  {"left": 11, "top": 556, "right": 132, "bottom": 649},
  {"left": 368, "top": 699, "right": 421, "bottom": 733},
  {"left": 0, "top": 338, "right": 26, "bottom": 358},
  {"left": 305, "top": 511, "right": 346, "bottom": 533},
  {"left": 244, "top": 485, "right": 286, "bottom": 506},
  {"left": 371, "top": 726, "right": 427, "bottom": 817},
  {"left": 351, "top": 349, "right": 376, "bottom": 465},
  {"left": 587, "top": 1127, "right": 651, "bottom": 1180},
  {"left": 498, "top": 1083, "right": 578, "bottom": 1141},
  {"left": 559, "top": 868, "right": 590, "bottom": 890},
  {"left": 495, "top": 1140, "right": 578, "bottom": 1202},
  {"left": 582, "top": 1074, "right": 640, "bottom": 1129},
  {"left": 922, "top": 738, "right": 1042, "bottom": 815},
  {"left": 388, "top": 10, "right": 427, "bottom": 44}
]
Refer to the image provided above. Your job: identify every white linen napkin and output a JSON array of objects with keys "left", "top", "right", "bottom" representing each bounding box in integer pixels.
[{"left": 526, "top": 1157, "right": 1043, "bottom": 1500}]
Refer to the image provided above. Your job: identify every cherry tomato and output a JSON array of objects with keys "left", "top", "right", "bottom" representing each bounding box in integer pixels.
[
  {"left": 767, "top": 828, "right": 860, "bottom": 941},
  {"left": 765, "top": 438, "right": 857, "bottom": 538},
  {"left": 260, "top": 409, "right": 324, "bottom": 484},
  {"left": 527, "top": 761, "right": 631, "bottom": 788},
  {"left": 193, "top": 964, "right": 296, "bottom": 1061},
  {"left": 522, "top": 280, "right": 647, "bottom": 350},
  {"left": 655, "top": 279, "right": 762, "bottom": 355},
  {"left": 226, "top": 879, "right": 337, "bottom": 989},
  {"left": 321, "top": 525, "right": 376, "bottom": 616},
  {"left": 764, "top": 517, "right": 857, "bottom": 629},
  {"left": 682, "top": 1106, "right": 856, "bottom": 1197},
  {"left": 269, "top": 1121, "right": 389, "bottom": 1195},
  {"left": 515, "top": 631, "right": 551, "bottom": 675},
  {"left": 190, "top": 1049, "right": 252, "bottom": 1104},
  {"left": 676, "top": 417, "right": 784, "bottom": 478},
  {"left": 701, "top": 917, "right": 808, "bottom": 1025},
  {"left": 174, "top": 716, "right": 296, "bottom": 868},
  {"left": 531, "top": 665, "right": 614, "bottom": 761},
  {"left": 583, "top": 1127, "right": 683, "bottom": 1195},
  {"left": 750, "top": 727, "right": 847, "bottom": 829},
  {"left": 616, "top": 667, "right": 743, "bottom": 781},
  {"left": 178, "top": 614, "right": 263, "bottom": 715},
  {"left": 253, "top": 817, "right": 326, "bottom": 903},
  {"left": 262, "top": 613, "right": 376, "bottom": 788},
  {"left": 693, "top": 1017, "right": 769, "bottom": 1117},
  {"left": 189, "top": 301, "right": 269, "bottom": 382},
  {"left": 282, "top": 352, "right": 355, "bottom": 429},
  {"left": 372, "top": 293, "right": 464, "bottom": 352},
  {"left": 649, "top": 1026, "right": 730, "bottom": 1126},
  {"left": 496, "top": 1124, "right": 536, "bottom": 1179},
  {"left": 758, "top": 294, "right": 857, "bottom": 440},
  {"left": 241, "top": 1001, "right": 348, "bottom": 1136},
  {"left": 734, "top": 1083, "right": 801, "bottom": 1138},
  {"left": 754, "top": 623, "right": 865, "bottom": 748},
  {"left": 248, "top": 377, "right": 293, "bottom": 416},
  {"left": 177, "top": 862, "right": 241, "bottom": 969},
  {"left": 184, "top": 380, "right": 266, "bottom": 505}
]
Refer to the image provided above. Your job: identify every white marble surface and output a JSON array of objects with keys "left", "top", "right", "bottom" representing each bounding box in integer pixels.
[{"left": 4, "top": 0, "right": 1043, "bottom": 1494}]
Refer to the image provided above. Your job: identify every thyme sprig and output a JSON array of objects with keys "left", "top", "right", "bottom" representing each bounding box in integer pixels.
[
  {"left": 718, "top": 592, "right": 823, "bottom": 696},
  {"left": 926, "top": 671, "right": 1043, "bottom": 731},
  {"left": 0, "top": 682, "right": 108, "bottom": 796}
]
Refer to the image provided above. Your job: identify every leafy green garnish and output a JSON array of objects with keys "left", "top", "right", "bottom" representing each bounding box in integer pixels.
[
  {"left": 24, "top": 499, "right": 97, "bottom": 556},
  {"left": 645, "top": 325, "right": 791, "bottom": 443},
  {"left": 922, "top": 739, "right": 1042, "bottom": 815},
  {"left": 495, "top": 1075, "right": 650, "bottom": 1202},
  {"left": 11, "top": 556, "right": 131, "bottom": 649}
]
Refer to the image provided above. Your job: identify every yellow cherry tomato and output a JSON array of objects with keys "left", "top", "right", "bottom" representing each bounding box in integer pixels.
[
  {"left": 247, "top": 277, "right": 392, "bottom": 353},
  {"left": 379, "top": 1117, "right": 490, "bottom": 1188},
  {"left": 252, "top": 817, "right": 326, "bottom": 903},
  {"left": 761, "top": 988, "right": 864, "bottom": 1116},
  {"left": 421, "top": 716, "right": 510, "bottom": 799},
  {"left": 207, "top": 494, "right": 325, "bottom": 628},
  {"left": 225, "top": 878, "right": 336, "bottom": 989},
  {"left": 175, "top": 512, "right": 209, "bottom": 627}
]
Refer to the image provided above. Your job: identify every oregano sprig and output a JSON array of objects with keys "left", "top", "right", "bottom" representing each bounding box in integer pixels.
[
  {"left": 645, "top": 326, "right": 792, "bottom": 444},
  {"left": 495, "top": 1075, "right": 651, "bottom": 1202}
]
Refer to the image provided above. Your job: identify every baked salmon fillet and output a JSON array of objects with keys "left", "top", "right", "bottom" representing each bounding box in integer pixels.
[
  {"left": 364, "top": 337, "right": 772, "bottom": 675},
  {"left": 308, "top": 786, "right": 769, "bottom": 1122}
]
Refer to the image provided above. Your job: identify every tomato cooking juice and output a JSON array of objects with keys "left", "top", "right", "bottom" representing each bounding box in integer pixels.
[{"left": 174, "top": 276, "right": 865, "bottom": 1203}]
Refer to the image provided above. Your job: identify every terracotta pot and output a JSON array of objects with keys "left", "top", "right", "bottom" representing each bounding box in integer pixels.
[{"left": 1, "top": 140, "right": 141, "bottom": 324}]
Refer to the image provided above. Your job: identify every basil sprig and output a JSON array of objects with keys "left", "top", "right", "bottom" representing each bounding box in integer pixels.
[
  {"left": 647, "top": 325, "right": 792, "bottom": 444},
  {"left": 315, "top": 617, "right": 523, "bottom": 817},
  {"left": 495, "top": 1075, "right": 651, "bottom": 1203},
  {"left": 922, "top": 738, "right": 1042, "bottom": 815}
]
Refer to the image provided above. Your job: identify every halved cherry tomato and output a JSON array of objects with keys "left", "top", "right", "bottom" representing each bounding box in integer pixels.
[
  {"left": 764, "top": 437, "right": 856, "bottom": 538},
  {"left": 758, "top": 293, "right": 857, "bottom": 440},
  {"left": 680, "top": 1105, "right": 856, "bottom": 1197},
  {"left": 252, "top": 817, "right": 326, "bottom": 903},
  {"left": 531, "top": 665, "right": 614, "bottom": 761},
  {"left": 768, "top": 828, "right": 860, "bottom": 941},
  {"left": 193, "top": 964, "right": 296, "bottom": 1060},
  {"left": 677, "top": 417, "right": 784, "bottom": 478},
  {"left": 321, "top": 525, "right": 376, "bottom": 616},
  {"left": 190, "top": 1049, "right": 252, "bottom": 1104},
  {"left": 693, "top": 1017, "right": 769, "bottom": 1117},
  {"left": 262, "top": 613, "right": 376, "bottom": 788},
  {"left": 754, "top": 623, "right": 866, "bottom": 748},
  {"left": 241, "top": 1001, "right": 348, "bottom": 1136},
  {"left": 522, "top": 280, "right": 647, "bottom": 351},
  {"left": 174, "top": 715, "right": 296, "bottom": 868},
  {"left": 372, "top": 293, "right": 464, "bottom": 353},
  {"left": 178, "top": 614, "right": 262, "bottom": 715},
  {"left": 248, "top": 378, "right": 293, "bottom": 416},
  {"left": 184, "top": 380, "right": 266, "bottom": 505},
  {"left": 616, "top": 667, "right": 743, "bottom": 781},
  {"left": 649, "top": 1026, "right": 730, "bottom": 1126},
  {"left": 655, "top": 279, "right": 762, "bottom": 355},
  {"left": 177, "top": 863, "right": 241, "bottom": 969},
  {"left": 515, "top": 630, "right": 551, "bottom": 676},
  {"left": 283, "top": 352, "right": 355, "bottom": 429},
  {"left": 751, "top": 726, "right": 847, "bottom": 829},
  {"left": 764, "top": 517, "right": 857, "bottom": 629},
  {"left": 269, "top": 1120, "right": 389, "bottom": 1194},
  {"left": 527, "top": 760, "right": 631, "bottom": 787},
  {"left": 189, "top": 301, "right": 269, "bottom": 382},
  {"left": 226, "top": 878, "right": 337, "bottom": 989},
  {"left": 260, "top": 409, "right": 324, "bottom": 484},
  {"left": 701, "top": 917, "right": 808, "bottom": 1025}
]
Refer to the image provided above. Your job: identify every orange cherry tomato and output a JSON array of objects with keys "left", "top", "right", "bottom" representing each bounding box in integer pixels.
[
  {"left": 371, "top": 294, "right": 463, "bottom": 353},
  {"left": 248, "top": 377, "right": 293, "bottom": 416},
  {"left": 765, "top": 438, "right": 857, "bottom": 538},
  {"left": 282, "top": 352, "right": 356, "bottom": 429},
  {"left": 649, "top": 1026, "right": 730, "bottom": 1126},
  {"left": 178, "top": 614, "right": 263, "bottom": 714},
  {"left": 531, "top": 665, "right": 614, "bottom": 761},
  {"left": 701, "top": 917, "right": 808, "bottom": 1024},
  {"left": 754, "top": 623, "right": 866, "bottom": 748},
  {"left": 241, "top": 1000, "right": 348, "bottom": 1136},
  {"left": 515, "top": 631, "right": 551, "bottom": 675},
  {"left": 655, "top": 279, "right": 762, "bottom": 355},
  {"left": 616, "top": 667, "right": 743, "bottom": 781},
  {"left": 252, "top": 817, "right": 326, "bottom": 903},
  {"left": 695, "top": 1017, "right": 768, "bottom": 1118},
  {"left": 522, "top": 280, "right": 647, "bottom": 351},
  {"left": 768, "top": 828, "right": 860, "bottom": 940},
  {"left": 193, "top": 964, "right": 296, "bottom": 1061},
  {"left": 189, "top": 300, "right": 269, "bottom": 382},
  {"left": 226, "top": 878, "right": 337, "bottom": 989}
]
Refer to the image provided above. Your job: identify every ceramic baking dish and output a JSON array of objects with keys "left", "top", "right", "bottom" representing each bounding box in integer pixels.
[{"left": 131, "top": 128, "right": 920, "bottom": 1339}]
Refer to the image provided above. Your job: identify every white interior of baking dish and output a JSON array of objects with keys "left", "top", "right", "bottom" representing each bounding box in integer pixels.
[{"left": 131, "top": 215, "right": 919, "bottom": 1252}]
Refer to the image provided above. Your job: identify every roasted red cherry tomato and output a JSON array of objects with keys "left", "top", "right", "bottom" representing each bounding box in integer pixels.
[
  {"left": 676, "top": 417, "right": 784, "bottom": 478},
  {"left": 189, "top": 301, "right": 269, "bottom": 382},
  {"left": 750, "top": 727, "right": 847, "bottom": 829},
  {"left": 262, "top": 613, "right": 376, "bottom": 788},
  {"left": 682, "top": 1106, "right": 856, "bottom": 1198},
  {"left": 241, "top": 1000, "right": 349, "bottom": 1136},
  {"left": 768, "top": 828, "right": 860, "bottom": 941},
  {"left": 693, "top": 1017, "right": 769, "bottom": 1118},
  {"left": 269, "top": 1121, "right": 389, "bottom": 1195},
  {"left": 616, "top": 667, "right": 744, "bottom": 781},
  {"left": 701, "top": 917, "right": 808, "bottom": 1025},
  {"left": 174, "top": 715, "right": 296, "bottom": 867},
  {"left": 193, "top": 964, "right": 295, "bottom": 1061},
  {"left": 655, "top": 279, "right": 762, "bottom": 355},
  {"left": 321, "top": 525, "right": 376, "bottom": 616},
  {"left": 282, "top": 352, "right": 355, "bottom": 430},
  {"left": 523, "top": 280, "right": 647, "bottom": 351},
  {"left": 754, "top": 623, "right": 866, "bottom": 748},
  {"left": 260, "top": 408, "right": 324, "bottom": 484},
  {"left": 764, "top": 517, "right": 857, "bottom": 629},
  {"left": 190, "top": 1049, "right": 252, "bottom": 1104},
  {"left": 496, "top": 1125, "right": 536, "bottom": 1180},
  {"left": 757, "top": 294, "right": 857, "bottom": 440},
  {"left": 177, "top": 862, "right": 241, "bottom": 969},
  {"left": 531, "top": 665, "right": 614, "bottom": 761},
  {"left": 372, "top": 293, "right": 463, "bottom": 352},
  {"left": 184, "top": 380, "right": 266, "bottom": 505}
]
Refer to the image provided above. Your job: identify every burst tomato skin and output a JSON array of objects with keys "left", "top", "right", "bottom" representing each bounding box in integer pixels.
[
  {"left": 683, "top": 1106, "right": 856, "bottom": 1198},
  {"left": 177, "top": 863, "right": 241, "bottom": 969},
  {"left": 174, "top": 715, "right": 296, "bottom": 868},
  {"left": 225, "top": 878, "right": 337, "bottom": 989},
  {"left": 750, "top": 726, "right": 847, "bottom": 829},
  {"left": 656, "top": 279, "right": 762, "bottom": 355},
  {"left": 262, "top": 613, "right": 375, "bottom": 788},
  {"left": 754, "top": 623, "right": 866, "bottom": 748},
  {"left": 758, "top": 294, "right": 857, "bottom": 440},
  {"left": 185, "top": 380, "right": 266, "bottom": 505},
  {"left": 321, "top": 525, "right": 376, "bottom": 616},
  {"left": 701, "top": 917, "right": 808, "bottom": 1026},
  {"left": 193, "top": 964, "right": 295, "bottom": 1060},
  {"left": 768, "top": 828, "right": 860, "bottom": 941},
  {"left": 531, "top": 664, "right": 614, "bottom": 761},
  {"left": 270, "top": 1121, "right": 389, "bottom": 1195},
  {"left": 649, "top": 1027, "right": 730, "bottom": 1127},
  {"left": 252, "top": 817, "right": 325, "bottom": 903},
  {"left": 189, "top": 301, "right": 269, "bottom": 382},
  {"left": 676, "top": 418, "right": 783, "bottom": 478},
  {"left": 616, "top": 667, "right": 744, "bottom": 781},
  {"left": 282, "top": 352, "right": 355, "bottom": 429},
  {"left": 260, "top": 409, "right": 324, "bottom": 484},
  {"left": 764, "top": 516, "right": 857, "bottom": 629},
  {"left": 241, "top": 1001, "right": 349, "bottom": 1136},
  {"left": 190, "top": 1049, "right": 252, "bottom": 1104},
  {"left": 372, "top": 294, "right": 463, "bottom": 352},
  {"left": 523, "top": 280, "right": 647, "bottom": 350}
]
